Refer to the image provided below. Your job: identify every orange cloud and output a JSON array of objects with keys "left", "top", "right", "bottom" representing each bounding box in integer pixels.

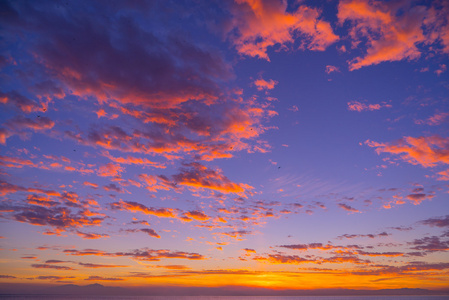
[
  {"left": 102, "top": 151, "right": 165, "bottom": 169},
  {"left": 338, "top": 203, "right": 360, "bottom": 213},
  {"left": 365, "top": 136, "right": 449, "bottom": 168},
  {"left": 110, "top": 200, "right": 177, "bottom": 219},
  {"left": 97, "top": 162, "right": 124, "bottom": 177},
  {"left": 183, "top": 210, "right": 211, "bottom": 221},
  {"left": 0, "top": 155, "right": 38, "bottom": 168},
  {"left": 83, "top": 181, "right": 98, "bottom": 188},
  {"left": 215, "top": 230, "right": 252, "bottom": 241},
  {"left": 436, "top": 169, "right": 449, "bottom": 181},
  {"left": 173, "top": 162, "right": 252, "bottom": 194},
  {"left": 253, "top": 78, "right": 277, "bottom": 91},
  {"left": 75, "top": 231, "right": 110, "bottom": 239},
  {"left": 26, "top": 194, "right": 59, "bottom": 207},
  {"left": 406, "top": 193, "right": 435, "bottom": 205},
  {"left": 230, "top": 0, "right": 338, "bottom": 60},
  {"left": 138, "top": 174, "right": 177, "bottom": 192},
  {"left": 338, "top": 0, "right": 449, "bottom": 70}
]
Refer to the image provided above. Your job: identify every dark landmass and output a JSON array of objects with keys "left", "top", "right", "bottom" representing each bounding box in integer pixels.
[{"left": 1, "top": 283, "right": 448, "bottom": 296}]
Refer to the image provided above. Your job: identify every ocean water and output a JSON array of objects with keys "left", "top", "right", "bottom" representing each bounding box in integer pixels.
[{"left": 1, "top": 296, "right": 448, "bottom": 300}]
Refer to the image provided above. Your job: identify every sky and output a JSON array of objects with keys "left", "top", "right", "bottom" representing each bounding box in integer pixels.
[{"left": 0, "top": 0, "right": 449, "bottom": 294}]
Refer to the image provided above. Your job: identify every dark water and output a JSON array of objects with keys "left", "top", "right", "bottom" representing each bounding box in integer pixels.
[{"left": 1, "top": 296, "right": 448, "bottom": 300}]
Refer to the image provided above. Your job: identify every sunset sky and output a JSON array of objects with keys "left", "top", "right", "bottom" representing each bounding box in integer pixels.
[{"left": 1, "top": 0, "right": 449, "bottom": 294}]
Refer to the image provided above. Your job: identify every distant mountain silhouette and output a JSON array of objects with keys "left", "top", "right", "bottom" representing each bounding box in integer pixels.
[{"left": 1, "top": 283, "right": 448, "bottom": 296}]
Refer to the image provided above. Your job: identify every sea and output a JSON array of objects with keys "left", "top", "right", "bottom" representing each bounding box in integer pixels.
[{"left": 1, "top": 296, "right": 448, "bottom": 300}]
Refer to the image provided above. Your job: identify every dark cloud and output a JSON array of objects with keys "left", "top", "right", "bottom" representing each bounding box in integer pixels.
[
  {"left": 31, "top": 264, "right": 74, "bottom": 270},
  {"left": 420, "top": 215, "right": 449, "bottom": 228},
  {"left": 409, "top": 236, "right": 449, "bottom": 252}
]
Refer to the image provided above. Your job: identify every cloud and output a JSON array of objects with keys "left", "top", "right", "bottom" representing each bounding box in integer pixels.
[
  {"left": 2, "top": 1, "right": 279, "bottom": 167},
  {"left": 243, "top": 248, "right": 256, "bottom": 254},
  {"left": 4, "top": 116, "right": 54, "bottom": 131},
  {"left": 356, "top": 250, "right": 404, "bottom": 257},
  {"left": 97, "top": 163, "right": 124, "bottom": 177},
  {"left": 183, "top": 210, "right": 211, "bottom": 222},
  {"left": 110, "top": 200, "right": 177, "bottom": 219},
  {"left": 138, "top": 174, "right": 177, "bottom": 192},
  {"left": 83, "top": 181, "right": 98, "bottom": 188},
  {"left": 75, "top": 231, "right": 110, "bottom": 240},
  {"left": 288, "top": 105, "right": 299, "bottom": 112},
  {"left": 0, "top": 90, "right": 43, "bottom": 113},
  {"left": 63, "top": 247, "right": 206, "bottom": 262},
  {"left": 435, "top": 63, "right": 447, "bottom": 76},
  {"left": 79, "top": 263, "right": 128, "bottom": 268},
  {"left": 45, "top": 260, "right": 70, "bottom": 264},
  {"left": 172, "top": 162, "right": 252, "bottom": 195},
  {"left": 25, "top": 194, "right": 59, "bottom": 208},
  {"left": 350, "top": 261, "right": 449, "bottom": 276},
  {"left": 3, "top": 201, "right": 105, "bottom": 232},
  {"left": 337, "top": 203, "right": 360, "bottom": 213},
  {"left": 279, "top": 243, "right": 362, "bottom": 252},
  {"left": 325, "top": 65, "right": 340, "bottom": 74},
  {"left": 347, "top": 100, "right": 391, "bottom": 112},
  {"left": 228, "top": 0, "right": 338, "bottom": 60},
  {"left": 215, "top": 230, "right": 252, "bottom": 240},
  {"left": 135, "top": 228, "right": 161, "bottom": 239},
  {"left": 420, "top": 215, "right": 449, "bottom": 228},
  {"left": 253, "top": 78, "right": 278, "bottom": 91},
  {"left": 1, "top": 1, "right": 232, "bottom": 109},
  {"left": 85, "top": 276, "right": 124, "bottom": 281},
  {"left": 437, "top": 169, "right": 449, "bottom": 181},
  {"left": 410, "top": 236, "right": 449, "bottom": 252},
  {"left": 102, "top": 151, "right": 165, "bottom": 169},
  {"left": 103, "top": 183, "right": 123, "bottom": 193},
  {"left": 36, "top": 276, "right": 75, "bottom": 281},
  {"left": 155, "top": 265, "right": 191, "bottom": 270},
  {"left": 337, "top": 232, "right": 389, "bottom": 239},
  {"left": 415, "top": 112, "right": 449, "bottom": 126},
  {"left": 254, "top": 254, "right": 315, "bottom": 264},
  {"left": 1, "top": 116, "right": 54, "bottom": 143},
  {"left": 338, "top": 0, "right": 449, "bottom": 70},
  {"left": 406, "top": 193, "right": 435, "bottom": 205},
  {"left": 31, "top": 264, "right": 75, "bottom": 270},
  {"left": 365, "top": 136, "right": 449, "bottom": 168}
]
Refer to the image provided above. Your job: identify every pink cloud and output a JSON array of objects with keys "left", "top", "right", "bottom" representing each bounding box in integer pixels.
[
  {"left": 415, "top": 112, "right": 449, "bottom": 126},
  {"left": 347, "top": 100, "right": 392, "bottom": 112},
  {"left": 97, "top": 163, "right": 124, "bottom": 177},
  {"left": 325, "top": 65, "right": 340, "bottom": 74}
]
